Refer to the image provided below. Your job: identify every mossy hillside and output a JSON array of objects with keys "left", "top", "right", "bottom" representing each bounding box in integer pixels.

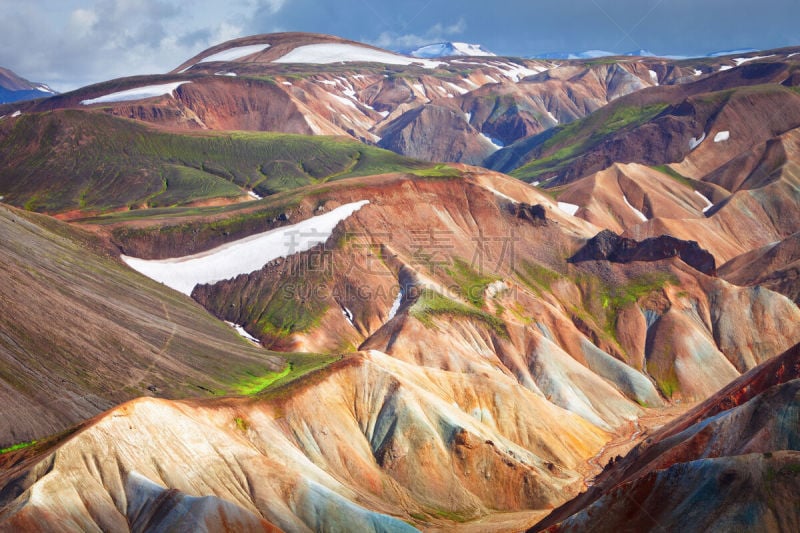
[
  {"left": 232, "top": 352, "right": 337, "bottom": 396},
  {"left": 254, "top": 274, "right": 332, "bottom": 342},
  {"left": 446, "top": 258, "right": 501, "bottom": 307},
  {"left": 577, "top": 271, "right": 678, "bottom": 342},
  {"left": 651, "top": 164, "right": 695, "bottom": 188},
  {"left": 510, "top": 102, "right": 669, "bottom": 182},
  {"left": 410, "top": 288, "right": 508, "bottom": 338},
  {"left": 515, "top": 260, "right": 565, "bottom": 295},
  {"left": 0, "top": 109, "right": 433, "bottom": 213},
  {"left": 251, "top": 353, "right": 340, "bottom": 396},
  {"left": 109, "top": 198, "right": 303, "bottom": 259}
]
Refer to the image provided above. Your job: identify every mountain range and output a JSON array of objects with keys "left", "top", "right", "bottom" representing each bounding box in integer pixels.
[
  {"left": 0, "top": 67, "right": 56, "bottom": 104},
  {"left": 1, "top": 31, "right": 799, "bottom": 532}
]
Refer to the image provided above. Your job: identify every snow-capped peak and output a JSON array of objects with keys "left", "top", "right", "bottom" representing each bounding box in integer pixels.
[{"left": 409, "top": 42, "right": 495, "bottom": 58}]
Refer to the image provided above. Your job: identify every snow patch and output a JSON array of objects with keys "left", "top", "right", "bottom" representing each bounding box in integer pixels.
[
  {"left": 412, "top": 83, "right": 426, "bottom": 96},
  {"left": 214, "top": 71, "right": 237, "bottom": 77},
  {"left": 719, "top": 65, "right": 733, "bottom": 71},
  {"left": 648, "top": 69, "right": 659, "bottom": 85},
  {"left": 81, "top": 82, "right": 189, "bottom": 105},
  {"left": 247, "top": 190, "right": 262, "bottom": 200},
  {"left": 545, "top": 110, "right": 559, "bottom": 124},
  {"left": 622, "top": 194, "right": 648, "bottom": 222},
  {"left": 464, "top": 111, "right": 472, "bottom": 123},
  {"left": 225, "top": 321, "right": 260, "bottom": 344},
  {"left": 198, "top": 44, "right": 271, "bottom": 64},
  {"left": 486, "top": 280, "right": 509, "bottom": 298},
  {"left": 452, "top": 42, "right": 495, "bottom": 56},
  {"left": 121, "top": 201, "right": 369, "bottom": 295},
  {"left": 274, "top": 43, "right": 442, "bottom": 68},
  {"left": 557, "top": 202, "right": 580, "bottom": 216},
  {"left": 330, "top": 93, "right": 358, "bottom": 110},
  {"left": 479, "top": 133, "right": 504, "bottom": 151},
  {"left": 341, "top": 306, "right": 355, "bottom": 327},
  {"left": 387, "top": 289, "right": 403, "bottom": 321},
  {"left": 689, "top": 132, "right": 706, "bottom": 150},
  {"left": 693, "top": 69, "right": 703, "bottom": 76},
  {"left": 281, "top": 81, "right": 292, "bottom": 86},
  {"left": 445, "top": 81, "right": 468, "bottom": 95},
  {"left": 489, "top": 61, "right": 542, "bottom": 82},
  {"left": 377, "top": 110, "right": 390, "bottom": 118},
  {"left": 10, "top": 110, "right": 21, "bottom": 118},
  {"left": 732, "top": 54, "right": 774, "bottom": 66},
  {"left": 694, "top": 190, "right": 714, "bottom": 213},
  {"left": 713, "top": 130, "right": 730, "bottom": 142}
]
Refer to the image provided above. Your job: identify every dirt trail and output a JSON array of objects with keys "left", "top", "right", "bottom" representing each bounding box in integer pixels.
[{"left": 580, "top": 404, "right": 691, "bottom": 486}]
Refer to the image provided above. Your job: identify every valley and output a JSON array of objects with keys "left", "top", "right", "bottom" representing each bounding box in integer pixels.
[{"left": 1, "top": 31, "right": 799, "bottom": 532}]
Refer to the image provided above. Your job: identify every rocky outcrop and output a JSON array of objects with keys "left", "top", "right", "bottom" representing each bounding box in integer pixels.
[
  {"left": 506, "top": 202, "right": 548, "bottom": 225},
  {"left": 570, "top": 229, "right": 717, "bottom": 275}
]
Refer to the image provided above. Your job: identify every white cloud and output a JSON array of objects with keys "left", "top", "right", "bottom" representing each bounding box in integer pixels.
[
  {"left": 69, "top": 8, "right": 99, "bottom": 37},
  {"left": 258, "top": 0, "right": 286, "bottom": 14},
  {"left": 0, "top": 0, "right": 254, "bottom": 91},
  {"left": 430, "top": 17, "right": 467, "bottom": 37}
]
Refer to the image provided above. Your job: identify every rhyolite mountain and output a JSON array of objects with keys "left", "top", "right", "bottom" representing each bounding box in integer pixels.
[
  {"left": 532, "top": 342, "right": 800, "bottom": 532},
  {"left": 1, "top": 32, "right": 800, "bottom": 531}
]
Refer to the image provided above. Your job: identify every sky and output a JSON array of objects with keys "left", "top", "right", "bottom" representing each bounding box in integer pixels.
[{"left": 2, "top": 0, "right": 799, "bottom": 92}]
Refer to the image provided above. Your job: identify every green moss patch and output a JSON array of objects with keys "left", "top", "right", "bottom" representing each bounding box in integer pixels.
[
  {"left": 446, "top": 258, "right": 500, "bottom": 307},
  {"left": 410, "top": 288, "right": 508, "bottom": 338},
  {"left": 0, "top": 439, "right": 37, "bottom": 455}
]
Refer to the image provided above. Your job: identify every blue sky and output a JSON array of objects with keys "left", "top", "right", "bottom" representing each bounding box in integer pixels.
[{"left": 2, "top": 0, "right": 799, "bottom": 91}]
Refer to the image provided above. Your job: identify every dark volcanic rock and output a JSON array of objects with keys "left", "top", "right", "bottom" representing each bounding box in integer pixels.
[
  {"left": 507, "top": 202, "right": 548, "bottom": 225},
  {"left": 570, "top": 229, "right": 716, "bottom": 275}
]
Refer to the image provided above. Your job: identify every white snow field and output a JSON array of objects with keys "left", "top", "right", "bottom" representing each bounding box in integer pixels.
[
  {"left": 198, "top": 44, "right": 270, "bottom": 64},
  {"left": 479, "top": 133, "right": 504, "bottom": 151},
  {"left": 273, "top": 43, "right": 442, "bottom": 68},
  {"left": 732, "top": 54, "right": 774, "bottom": 66},
  {"left": 80, "top": 82, "right": 189, "bottom": 105},
  {"left": 714, "top": 131, "right": 730, "bottom": 142},
  {"left": 225, "top": 322, "right": 261, "bottom": 344},
  {"left": 387, "top": 289, "right": 404, "bottom": 322},
  {"left": 689, "top": 132, "right": 706, "bottom": 150},
  {"left": 557, "top": 202, "right": 580, "bottom": 216},
  {"left": 623, "top": 194, "right": 648, "bottom": 222},
  {"left": 122, "top": 201, "right": 369, "bottom": 295},
  {"left": 694, "top": 190, "right": 714, "bottom": 213}
]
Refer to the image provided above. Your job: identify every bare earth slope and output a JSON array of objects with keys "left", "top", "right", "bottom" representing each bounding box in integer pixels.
[{"left": 533, "top": 342, "right": 800, "bottom": 532}]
